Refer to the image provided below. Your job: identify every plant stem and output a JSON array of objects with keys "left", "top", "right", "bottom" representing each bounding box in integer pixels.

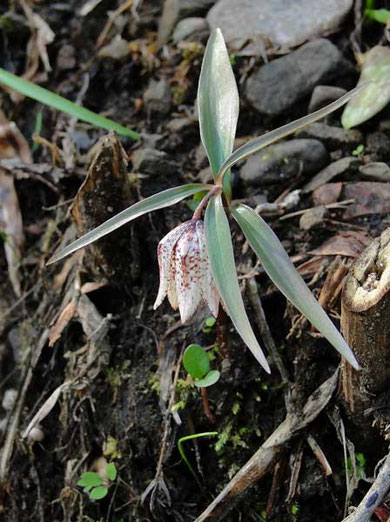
[
  {"left": 192, "top": 185, "right": 222, "bottom": 220},
  {"left": 200, "top": 387, "right": 215, "bottom": 424}
]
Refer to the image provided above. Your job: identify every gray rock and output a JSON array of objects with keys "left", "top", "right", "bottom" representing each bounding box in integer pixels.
[
  {"left": 172, "top": 17, "right": 209, "bottom": 43},
  {"left": 296, "top": 122, "right": 363, "bottom": 149},
  {"left": 143, "top": 78, "right": 171, "bottom": 116},
  {"left": 359, "top": 162, "right": 390, "bottom": 182},
  {"left": 207, "top": 0, "right": 352, "bottom": 55},
  {"left": 132, "top": 148, "right": 177, "bottom": 176},
  {"left": 2, "top": 389, "right": 18, "bottom": 411},
  {"left": 240, "top": 139, "right": 329, "bottom": 187},
  {"left": 308, "top": 85, "right": 347, "bottom": 113},
  {"left": 245, "top": 39, "right": 351, "bottom": 117},
  {"left": 299, "top": 206, "right": 327, "bottom": 231},
  {"left": 303, "top": 156, "right": 358, "bottom": 193},
  {"left": 158, "top": 0, "right": 215, "bottom": 45}
]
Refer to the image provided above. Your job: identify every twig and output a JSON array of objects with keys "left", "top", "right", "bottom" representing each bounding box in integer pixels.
[{"left": 342, "top": 450, "right": 390, "bottom": 522}]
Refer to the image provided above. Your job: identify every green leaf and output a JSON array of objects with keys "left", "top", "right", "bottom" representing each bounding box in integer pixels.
[
  {"left": 178, "top": 432, "right": 218, "bottom": 488},
  {"left": 365, "top": 8, "right": 390, "bottom": 24},
  {"left": 77, "top": 472, "right": 103, "bottom": 488},
  {"left": 198, "top": 28, "right": 239, "bottom": 179},
  {"left": 90, "top": 486, "right": 108, "bottom": 500},
  {"left": 47, "top": 183, "right": 212, "bottom": 264},
  {"left": 106, "top": 462, "right": 117, "bottom": 481},
  {"left": 183, "top": 344, "right": 210, "bottom": 379},
  {"left": 216, "top": 83, "right": 369, "bottom": 183},
  {"left": 195, "top": 370, "right": 220, "bottom": 387},
  {"left": 342, "top": 46, "right": 390, "bottom": 129},
  {"left": 231, "top": 204, "right": 359, "bottom": 369},
  {"left": 0, "top": 67, "right": 139, "bottom": 140},
  {"left": 205, "top": 194, "right": 270, "bottom": 373}
]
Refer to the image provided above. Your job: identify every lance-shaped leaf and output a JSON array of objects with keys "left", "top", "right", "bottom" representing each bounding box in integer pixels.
[
  {"left": 216, "top": 83, "right": 369, "bottom": 184},
  {"left": 342, "top": 46, "right": 390, "bottom": 129},
  {"left": 231, "top": 204, "right": 359, "bottom": 369},
  {"left": 205, "top": 194, "right": 270, "bottom": 373},
  {"left": 0, "top": 67, "right": 140, "bottom": 140},
  {"left": 198, "top": 28, "right": 239, "bottom": 179},
  {"left": 48, "top": 184, "right": 212, "bottom": 264}
]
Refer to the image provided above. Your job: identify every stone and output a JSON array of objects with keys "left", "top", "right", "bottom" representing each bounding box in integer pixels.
[
  {"left": 308, "top": 85, "right": 347, "bottom": 113},
  {"left": 143, "top": 78, "right": 171, "bottom": 116},
  {"left": 132, "top": 148, "right": 178, "bottom": 176},
  {"left": 158, "top": 0, "right": 215, "bottom": 45},
  {"left": 303, "top": 156, "right": 358, "bottom": 193},
  {"left": 98, "top": 35, "right": 130, "bottom": 60},
  {"left": 299, "top": 206, "right": 327, "bottom": 231},
  {"left": 245, "top": 39, "right": 352, "bottom": 117},
  {"left": 240, "top": 139, "right": 329, "bottom": 187},
  {"left": 207, "top": 0, "right": 353, "bottom": 55},
  {"left": 296, "top": 122, "right": 363, "bottom": 149},
  {"left": 359, "top": 162, "right": 390, "bottom": 182},
  {"left": 2, "top": 389, "right": 17, "bottom": 411},
  {"left": 56, "top": 44, "right": 76, "bottom": 70},
  {"left": 172, "top": 17, "right": 209, "bottom": 43}
]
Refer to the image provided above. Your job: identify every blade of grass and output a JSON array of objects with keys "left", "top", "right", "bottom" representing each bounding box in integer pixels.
[
  {"left": 178, "top": 432, "right": 218, "bottom": 488},
  {"left": 231, "top": 204, "right": 359, "bottom": 369},
  {"left": 216, "top": 83, "right": 370, "bottom": 183},
  {"left": 0, "top": 67, "right": 140, "bottom": 140},
  {"left": 205, "top": 194, "right": 270, "bottom": 373},
  {"left": 48, "top": 183, "right": 212, "bottom": 264}
]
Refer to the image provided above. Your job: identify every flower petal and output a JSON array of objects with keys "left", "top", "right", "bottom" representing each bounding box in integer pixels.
[
  {"left": 196, "top": 220, "right": 219, "bottom": 317},
  {"left": 174, "top": 223, "right": 203, "bottom": 323},
  {"left": 153, "top": 221, "right": 192, "bottom": 310}
]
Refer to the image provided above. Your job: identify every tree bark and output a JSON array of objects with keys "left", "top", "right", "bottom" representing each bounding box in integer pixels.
[{"left": 341, "top": 227, "right": 390, "bottom": 422}]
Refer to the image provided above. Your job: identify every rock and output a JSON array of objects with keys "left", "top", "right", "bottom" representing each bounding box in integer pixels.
[
  {"left": 296, "top": 122, "right": 363, "bottom": 149},
  {"left": 132, "top": 148, "right": 178, "bottom": 175},
  {"left": 303, "top": 156, "right": 358, "bottom": 193},
  {"left": 366, "top": 132, "right": 390, "bottom": 161},
  {"left": 98, "top": 35, "right": 130, "bottom": 60},
  {"left": 312, "top": 182, "right": 343, "bottom": 205},
  {"left": 143, "top": 78, "right": 171, "bottom": 116},
  {"left": 245, "top": 39, "right": 352, "bottom": 117},
  {"left": 359, "top": 162, "right": 390, "bottom": 182},
  {"left": 299, "top": 206, "right": 327, "bottom": 231},
  {"left": 158, "top": 0, "right": 215, "bottom": 45},
  {"left": 172, "top": 17, "right": 209, "bottom": 43},
  {"left": 308, "top": 85, "right": 347, "bottom": 113},
  {"left": 2, "top": 388, "right": 18, "bottom": 411},
  {"left": 343, "top": 182, "right": 390, "bottom": 219},
  {"left": 56, "top": 44, "right": 76, "bottom": 70},
  {"left": 207, "top": 0, "right": 352, "bottom": 55},
  {"left": 240, "top": 139, "right": 329, "bottom": 187}
]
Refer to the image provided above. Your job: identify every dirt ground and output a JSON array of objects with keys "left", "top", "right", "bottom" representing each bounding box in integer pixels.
[{"left": 1, "top": 1, "right": 390, "bottom": 521}]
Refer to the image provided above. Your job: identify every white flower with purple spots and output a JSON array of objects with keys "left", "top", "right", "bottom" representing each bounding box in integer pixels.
[{"left": 153, "top": 219, "right": 219, "bottom": 323}]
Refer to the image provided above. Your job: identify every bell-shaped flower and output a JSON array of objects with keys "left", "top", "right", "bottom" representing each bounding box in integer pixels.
[{"left": 153, "top": 219, "right": 219, "bottom": 323}]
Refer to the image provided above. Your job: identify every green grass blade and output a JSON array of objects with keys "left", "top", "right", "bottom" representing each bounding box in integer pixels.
[
  {"left": 216, "top": 83, "right": 369, "bottom": 183},
  {"left": 48, "top": 184, "right": 212, "bottom": 264},
  {"left": 178, "top": 432, "right": 218, "bottom": 488},
  {"left": 205, "top": 194, "right": 270, "bottom": 373},
  {"left": 198, "top": 29, "right": 239, "bottom": 179},
  {"left": 0, "top": 67, "right": 140, "bottom": 140},
  {"left": 231, "top": 204, "right": 359, "bottom": 369}
]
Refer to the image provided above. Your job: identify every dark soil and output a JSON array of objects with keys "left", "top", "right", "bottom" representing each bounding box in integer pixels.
[{"left": 0, "top": 2, "right": 389, "bottom": 522}]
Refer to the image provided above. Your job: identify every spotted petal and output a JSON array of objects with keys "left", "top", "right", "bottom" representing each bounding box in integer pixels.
[
  {"left": 196, "top": 220, "right": 219, "bottom": 318},
  {"left": 174, "top": 223, "right": 203, "bottom": 323},
  {"left": 153, "top": 221, "right": 192, "bottom": 310}
]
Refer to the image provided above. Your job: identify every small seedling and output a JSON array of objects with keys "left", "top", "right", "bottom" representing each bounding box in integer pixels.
[
  {"left": 202, "top": 316, "right": 216, "bottom": 333},
  {"left": 77, "top": 462, "right": 117, "bottom": 500},
  {"left": 352, "top": 144, "right": 365, "bottom": 156},
  {"left": 183, "top": 344, "right": 220, "bottom": 388},
  {"left": 178, "top": 431, "right": 218, "bottom": 487},
  {"left": 364, "top": 0, "right": 390, "bottom": 24}
]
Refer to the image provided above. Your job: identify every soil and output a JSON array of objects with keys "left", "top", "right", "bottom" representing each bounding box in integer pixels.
[{"left": 0, "top": 2, "right": 390, "bottom": 522}]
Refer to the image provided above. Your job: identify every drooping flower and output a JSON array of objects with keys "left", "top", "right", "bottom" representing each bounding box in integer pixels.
[{"left": 153, "top": 219, "right": 219, "bottom": 323}]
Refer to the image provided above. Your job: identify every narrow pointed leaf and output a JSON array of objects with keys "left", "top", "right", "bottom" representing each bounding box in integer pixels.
[
  {"left": 0, "top": 68, "right": 139, "bottom": 140},
  {"left": 205, "top": 194, "right": 270, "bottom": 373},
  {"left": 48, "top": 184, "right": 211, "bottom": 264},
  {"left": 231, "top": 204, "right": 359, "bottom": 369},
  {"left": 342, "top": 46, "right": 390, "bottom": 129},
  {"left": 198, "top": 28, "right": 239, "bottom": 178},
  {"left": 216, "top": 83, "right": 369, "bottom": 183}
]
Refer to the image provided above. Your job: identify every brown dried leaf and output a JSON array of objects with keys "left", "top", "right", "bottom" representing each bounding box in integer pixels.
[
  {"left": 310, "top": 231, "right": 372, "bottom": 258},
  {"left": 48, "top": 299, "right": 77, "bottom": 347}
]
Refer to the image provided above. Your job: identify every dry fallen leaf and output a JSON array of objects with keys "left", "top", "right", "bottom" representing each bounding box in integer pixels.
[
  {"left": 342, "top": 182, "right": 390, "bottom": 219},
  {"left": 310, "top": 231, "right": 372, "bottom": 258}
]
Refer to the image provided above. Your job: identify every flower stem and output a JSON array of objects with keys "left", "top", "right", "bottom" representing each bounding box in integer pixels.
[{"left": 192, "top": 185, "right": 222, "bottom": 220}]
